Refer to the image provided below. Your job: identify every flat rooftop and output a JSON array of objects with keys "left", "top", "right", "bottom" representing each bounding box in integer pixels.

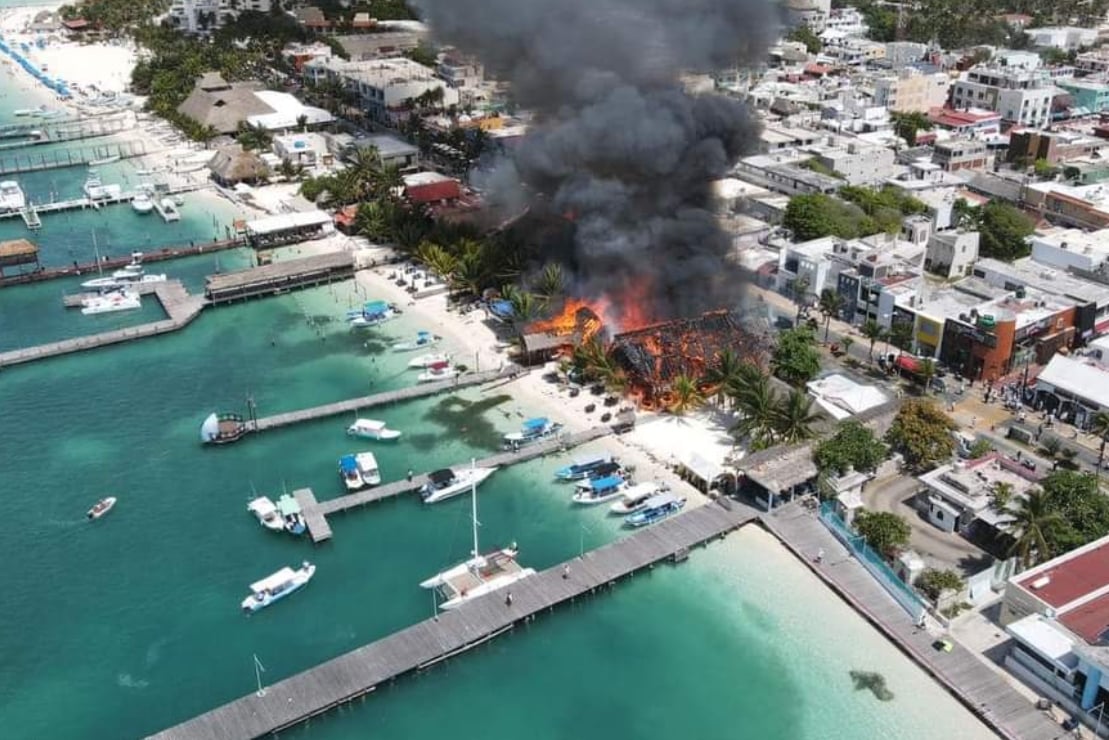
[
  {"left": 1013, "top": 534, "right": 1109, "bottom": 608},
  {"left": 1059, "top": 591, "right": 1109, "bottom": 644},
  {"left": 919, "top": 454, "right": 1037, "bottom": 516}
]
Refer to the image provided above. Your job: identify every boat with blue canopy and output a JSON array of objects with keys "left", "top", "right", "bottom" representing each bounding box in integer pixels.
[
  {"left": 347, "top": 300, "right": 400, "bottom": 328},
  {"left": 571, "top": 474, "right": 627, "bottom": 505},
  {"left": 392, "top": 330, "right": 442, "bottom": 352},
  {"left": 554, "top": 454, "right": 615, "bottom": 481},
  {"left": 623, "top": 493, "right": 686, "bottom": 528},
  {"left": 503, "top": 417, "right": 563, "bottom": 448}
]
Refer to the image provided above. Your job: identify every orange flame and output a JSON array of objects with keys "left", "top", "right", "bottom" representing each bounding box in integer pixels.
[{"left": 528, "top": 297, "right": 604, "bottom": 343}]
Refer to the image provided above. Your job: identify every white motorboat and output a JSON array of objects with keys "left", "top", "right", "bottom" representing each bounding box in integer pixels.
[
  {"left": 338, "top": 451, "right": 380, "bottom": 490},
  {"left": 609, "top": 482, "right": 666, "bottom": 515},
  {"left": 623, "top": 493, "right": 687, "bottom": 528},
  {"left": 339, "top": 454, "right": 362, "bottom": 491},
  {"left": 159, "top": 198, "right": 180, "bottom": 220},
  {"left": 13, "top": 108, "right": 34, "bottom": 117},
  {"left": 417, "top": 361, "right": 459, "bottom": 383},
  {"left": 0, "top": 179, "right": 25, "bottom": 212},
  {"left": 275, "top": 494, "right": 306, "bottom": 535},
  {"left": 80, "top": 251, "right": 166, "bottom": 290},
  {"left": 83, "top": 170, "right": 122, "bottom": 200},
  {"left": 80, "top": 289, "right": 141, "bottom": 315},
  {"left": 419, "top": 464, "right": 534, "bottom": 610},
  {"left": 408, "top": 352, "right": 451, "bottom": 369},
  {"left": 347, "top": 300, "right": 399, "bottom": 328},
  {"left": 87, "top": 496, "right": 117, "bottom": 520},
  {"left": 554, "top": 455, "right": 616, "bottom": 481},
  {"left": 503, "top": 417, "right": 563, "bottom": 448},
  {"left": 131, "top": 190, "right": 154, "bottom": 214},
  {"left": 89, "top": 154, "right": 121, "bottom": 166},
  {"left": 247, "top": 496, "right": 285, "bottom": 532},
  {"left": 392, "top": 331, "right": 441, "bottom": 352},
  {"left": 421, "top": 465, "right": 497, "bottom": 504},
  {"left": 571, "top": 474, "right": 627, "bottom": 505},
  {"left": 241, "top": 562, "right": 315, "bottom": 613},
  {"left": 346, "top": 418, "right": 402, "bottom": 440}
]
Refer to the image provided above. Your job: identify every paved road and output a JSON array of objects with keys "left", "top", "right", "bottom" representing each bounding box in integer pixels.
[{"left": 862, "top": 474, "right": 992, "bottom": 575}]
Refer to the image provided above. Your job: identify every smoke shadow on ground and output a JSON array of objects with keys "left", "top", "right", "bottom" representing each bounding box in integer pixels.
[{"left": 420, "top": 393, "right": 514, "bottom": 452}]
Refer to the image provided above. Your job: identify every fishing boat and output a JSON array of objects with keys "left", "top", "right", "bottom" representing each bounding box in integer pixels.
[
  {"left": 417, "top": 361, "right": 459, "bottom": 383},
  {"left": 623, "top": 493, "right": 686, "bottom": 528},
  {"left": 83, "top": 170, "right": 122, "bottom": 200},
  {"left": 419, "top": 463, "right": 534, "bottom": 610},
  {"left": 347, "top": 300, "right": 400, "bottom": 328},
  {"left": 421, "top": 465, "right": 497, "bottom": 504},
  {"left": 408, "top": 352, "right": 451, "bottom": 369},
  {"left": 392, "top": 331, "right": 441, "bottom": 352},
  {"left": 87, "top": 496, "right": 116, "bottom": 520},
  {"left": 554, "top": 455, "right": 616, "bottom": 481},
  {"left": 81, "top": 251, "right": 166, "bottom": 290},
  {"left": 338, "top": 454, "right": 362, "bottom": 491},
  {"left": 247, "top": 496, "right": 285, "bottom": 532},
  {"left": 80, "top": 289, "right": 141, "bottom": 315},
  {"left": 241, "top": 562, "right": 315, "bottom": 613},
  {"left": 200, "top": 412, "right": 247, "bottom": 445},
  {"left": 88, "top": 154, "right": 120, "bottom": 166},
  {"left": 0, "top": 180, "right": 25, "bottom": 212},
  {"left": 503, "top": 417, "right": 563, "bottom": 448},
  {"left": 131, "top": 190, "right": 154, "bottom": 214},
  {"left": 275, "top": 494, "right": 306, "bottom": 535},
  {"left": 571, "top": 474, "right": 627, "bottom": 505},
  {"left": 609, "top": 482, "right": 667, "bottom": 515},
  {"left": 346, "top": 418, "right": 402, "bottom": 440}
]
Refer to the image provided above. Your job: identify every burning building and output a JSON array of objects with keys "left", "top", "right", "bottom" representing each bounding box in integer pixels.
[
  {"left": 610, "top": 310, "right": 769, "bottom": 408},
  {"left": 518, "top": 298, "right": 603, "bottom": 365}
]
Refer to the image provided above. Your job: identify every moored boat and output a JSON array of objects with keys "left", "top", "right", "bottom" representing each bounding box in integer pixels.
[
  {"left": 623, "top": 492, "right": 686, "bottom": 528},
  {"left": 275, "top": 494, "right": 306, "bottom": 535},
  {"left": 609, "top": 482, "right": 667, "bottom": 515},
  {"left": 200, "top": 412, "right": 247, "bottom": 445},
  {"left": 571, "top": 474, "right": 627, "bottom": 505},
  {"left": 554, "top": 454, "right": 615, "bottom": 481},
  {"left": 346, "top": 418, "right": 402, "bottom": 440},
  {"left": 347, "top": 300, "right": 400, "bottom": 328},
  {"left": 87, "top": 496, "right": 116, "bottom": 520},
  {"left": 131, "top": 190, "right": 154, "bottom": 214},
  {"left": 241, "top": 562, "right": 315, "bottom": 613},
  {"left": 80, "top": 289, "right": 141, "bottom": 315},
  {"left": 421, "top": 465, "right": 497, "bottom": 504},
  {"left": 339, "top": 454, "right": 362, "bottom": 491},
  {"left": 503, "top": 417, "right": 563, "bottom": 448},
  {"left": 0, "top": 179, "right": 26, "bottom": 212},
  {"left": 392, "top": 330, "right": 441, "bottom": 352},
  {"left": 247, "top": 496, "right": 284, "bottom": 532},
  {"left": 408, "top": 352, "right": 450, "bottom": 369},
  {"left": 339, "top": 451, "right": 380, "bottom": 490},
  {"left": 417, "top": 361, "right": 459, "bottom": 383},
  {"left": 89, "top": 154, "right": 121, "bottom": 166}
]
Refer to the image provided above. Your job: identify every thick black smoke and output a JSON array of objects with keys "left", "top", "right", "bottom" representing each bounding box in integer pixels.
[{"left": 413, "top": 0, "right": 780, "bottom": 322}]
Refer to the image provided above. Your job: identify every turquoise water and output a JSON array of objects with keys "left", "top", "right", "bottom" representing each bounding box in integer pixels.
[{"left": 0, "top": 26, "right": 996, "bottom": 740}]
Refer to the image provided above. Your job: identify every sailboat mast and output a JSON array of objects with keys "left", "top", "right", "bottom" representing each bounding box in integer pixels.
[
  {"left": 470, "top": 458, "right": 479, "bottom": 558},
  {"left": 92, "top": 230, "right": 102, "bottom": 277}
]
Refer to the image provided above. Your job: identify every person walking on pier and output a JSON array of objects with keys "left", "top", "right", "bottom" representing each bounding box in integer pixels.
[
  {"left": 505, "top": 591, "right": 514, "bottom": 606},
  {"left": 562, "top": 564, "right": 570, "bottom": 579},
  {"left": 406, "top": 469, "right": 413, "bottom": 483}
]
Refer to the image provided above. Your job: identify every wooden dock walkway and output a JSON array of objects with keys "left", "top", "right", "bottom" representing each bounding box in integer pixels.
[
  {"left": 204, "top": 251, "right": 354, "bottom": 304},
  {"left": 247, "top": 365, "right": 522, "bottom": 437},
  {"left": 294, "top": 425, "right": 615, "bottom": 543},
  {"left": 0, "top": 139, "right": 150, "bottom": 176},
  {"left": 0, "top": 281, "right": 206, "bottom": 368},
  {"left": 148, "top": 499, "right": 759, "bottom": 740},
  {"left": 761, "top": 504, "right": 1063, "bottom": 740}
]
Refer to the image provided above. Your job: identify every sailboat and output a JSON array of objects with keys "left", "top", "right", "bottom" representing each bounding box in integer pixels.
[{"left": 419, "top": 461, "right": 534, "bottom": 610}]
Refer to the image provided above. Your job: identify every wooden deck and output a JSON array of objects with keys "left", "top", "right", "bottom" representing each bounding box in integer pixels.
[
  {"left": 761, "top": 504, "right": 1063, "bottom": 740},
  {"left": 148, "top": 499, "right": 759, "bottom": 740},
  {"left": 0, "top": 281, "right": 206, "bottom": 368},
  {"left": 295, "top": 425, "right": 616, "bottom": 543},
  {"left": 204, "top": 251, "right": 354, "bottom": 304}
]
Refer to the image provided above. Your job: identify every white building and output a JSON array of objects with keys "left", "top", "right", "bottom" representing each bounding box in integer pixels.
[
  {"left": 814, "top": 141, "right": 895, "bottom": 185},
  {"left": 1030, "top": 228, "right": 1109, "bottom": 273},
  {"left": 168, "top": 0, "right": 271, "bottom": 34},
  {"left": 917, "top": 453, "right": 1038, "bottom": 534},
  {"left": 303, "top": 57, "right": 459, "bottom": 123},
  {"left": 823, "top": 7, "right": 867, "bottom": 37},
  {"left": 950, "top": 66, "right": 1057, "bottom": 128},
  {"left": 1026, "top": 26, "right": 1098, "bottom": 51},
  {"left": 272, "top": 133, "right": 329, "bottom": 168},
  {"left": 926, "top": 230, "right": 980, "bottom": 278}
]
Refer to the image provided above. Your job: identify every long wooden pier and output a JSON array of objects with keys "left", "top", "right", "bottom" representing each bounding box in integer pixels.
[
  {"left": 0, "top": 281, "right": 206, "bottom": 368},
  {"left": 294, "top": 425, "right": 616, "bottom": 543},
  {"left": 0, "top": 139, "right": 150, "bottom": 176},
  {"left": 204, "top": 251, "right": 354, "bottom": 304},
  {"left": 149, "top": 499, "right": 759, "bottom": 740}
]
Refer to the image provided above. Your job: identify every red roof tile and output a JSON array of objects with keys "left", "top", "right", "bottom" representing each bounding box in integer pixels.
[
  {"left": 406, "top": 180, "right": 461, "bottom": 204},
  {"left": 1060, "top": 591, "right": 1109, "bottom": 644},
  {"left": 1015, "top": 539, "right": 1109, "bottom": 608}
]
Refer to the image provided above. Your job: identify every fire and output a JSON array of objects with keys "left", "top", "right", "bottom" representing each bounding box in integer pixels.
[
  {"left": 528, "top": 297, "right": 604, "bottom": 343},
  {"left": 525, "top": 279, "right": 659, "bottom": 345}
]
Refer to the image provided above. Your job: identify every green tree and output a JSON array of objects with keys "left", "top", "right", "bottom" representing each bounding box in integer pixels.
[
  {"left": 787, "top": 24, "right": 822, "bottom": 54},
  {"left": 885, "top": 399, "right": 956, "bottom": 472},
  {"left": 773, "top": 389, "right": 822, "bottom": 444},
  {"left": 951, "top": 197, "right": 980, "bottom": 229},
  {"left": 990, "top": 481, "right": 1015, "bottom": 510},
  {"left": 1004, "top": 489, "right": 1065, "bottom": 568},
  {"left": 854, "top": 509, "right": 911, "bottom": 559},
  {"left": 700, "top": 349, "right": 749, "bottom": 408},
  {"left": 1039, "top": 470, "right": 1109, "bottom": 551},
  {"left": 405, "top": 41, "right": 439, "bottom": 68},
  {"left": 841, "top": 336, "right": 854, "bottom": 357},
  {"left": 916, "top": 568, "right": 964, "bottom": 603},
  {"left": 890, "top": 111, "right": 933, "bottom": 147},
  {"left": 782, "top": 193, "right": 874, "bottom": 241},
  {"left": 968, "top": 439, "right": 992, "bottom": 459},
  {"left": 813, "top": 421, "right": 887, "bottom": 476},
  {"left": 978, "top": 201, "right": 1034, "bottom": 262},
  {"left": 771, "top": 327, "right": 821, "bottom": 387},
  {"left": 730, "top": 373, "right": 779, "bottom": 449},
  {"left": 889, "top": 322, "right": 913, "bottom": 355},
  {"left": 1033, "top": 158, "right": 1058, "bottom": 179},
  {"left": 817, "top": 288, "right": 843, "bottom": 343},
  {"left": 862, "top": 319, "right": 882, "bottom": 360},
  {"left": 919, "top": 358, "right": 937, "bottom": 394},
  {"left": 236, "top": 121, "right": 273, "bottom": 152},
  {"left": 533, "top": 263, "right": 565, "bottom": 300},
  {"left": 669, "top": 374, "right": 706, "bottom": 415},
  {"left": 1089, "top": 411, "right": 1109, "bottom": 478}
]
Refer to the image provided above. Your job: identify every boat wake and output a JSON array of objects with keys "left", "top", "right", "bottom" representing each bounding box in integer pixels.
[{"left": 117, "top": 673, "right": 150, "bottom": 689}]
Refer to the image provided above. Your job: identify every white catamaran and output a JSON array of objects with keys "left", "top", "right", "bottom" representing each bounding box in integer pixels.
[{"left": 419, "top": 462, "right": 534, "bottom": 609}]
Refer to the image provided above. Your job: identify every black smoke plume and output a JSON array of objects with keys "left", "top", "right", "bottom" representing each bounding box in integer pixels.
[{"left": 413, "top": 0, "right": 780, "bottom": 322}]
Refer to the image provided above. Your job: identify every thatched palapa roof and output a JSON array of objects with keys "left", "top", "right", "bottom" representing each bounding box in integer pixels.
[
  {"left": 177, "top": 74, "right": 273, "bottom": 135},
  {"left": 208, "top": 145, "right": 269, "bottom": 185}
]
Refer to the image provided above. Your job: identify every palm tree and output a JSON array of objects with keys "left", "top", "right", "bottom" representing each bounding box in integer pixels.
[
  {"left": 356, "top": 201, "right": 393, "bottom": 242},
  {"left": 296, "top": 113, "right": 308, "bottom": 132},
  {"left": 730, "top": 374, "right": 778, "bottom": 448},
  {"left": 1004, "top": 490, "right": 1064, "bottom": 568},
  {"left": 701, "top": 349, "right": 747, "bottom": 408},
  {"left": 452, "top": 239, "right": 487, "bottom": 296},
  {"left": 841, "top": 336, "right": 854, "bottom": 357},
  {"left": 415, "top": 241, "right": 457, "bottom": 281},
  {"left": 862, "top": 319, "right": 882, "bottom": 360},
  {"left": 990, "top": 481, "right": 1015, "bottom": 510},
  {"left": 509, "top": 290, "right": 544, "bottom": 322},
  {"left": 373, "top": 164, "right": 405, "bottom": 200},
  {"left": 793, "top": 276, "right": 810, "bottom": 321},
  {"left": 772, "top": 389, "right": 821, "bottom": 444},
  {"left": 572, "top": 336, "right": 617, "bottom": 383},
  {"left": 669, "top": 374, "right": 705, "bottom": 415},
  {"left": 890, "top": 322, "right": 913, "bottom": 357},
  {"left": 817, "top": 289, "right": 843, "bottom": 343},
  {"left": 1090, "top": 410, "right": 1109, "bottom": 478},
  {"left": 533, "top": 263, "right": 565, "bottom": 300}
]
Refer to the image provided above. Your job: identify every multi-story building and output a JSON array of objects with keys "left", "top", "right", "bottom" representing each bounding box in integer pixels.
[
  {"left": 1007, "top": 129, "right": 1105, "bottom": 166},
  {"left": 1029, "top": 227, "right": 1109, "bottom": 272},
  {"left": 823, "top": 7, "right": 867, "bottom": 37},
  {"left": 168, "top": 0, "right": 271, "bottom": 34},
  {"left": 883, "top": 41, "right": 928, "bottom": 69},
  {"left": 303, "top": 57, "right": 458, "bottom": 123},
  {"left": 949, "top": 66, "right": 1056, "bottom": 128},
  {"left": 1056, "top": 79, "right": 1109, "bottom": 115},
  {"left": 437, "top": 54, "right": 483, "bottom": 90},
  {"left": 929, "top": 107, "right": 1002, "bottom": 137},
  {"left": 873, "top": 68, "right": 951, "bottom": 113},
  {"left": 932, "top": 139, "right": 990, "bottom": 172},
  {"left": 925, "top": 230, "right": 979, "bottom": 278},
  {"left": 1025, "top": 25, "right": 1098, "bottom": 50},
  {"left": 1076, "top": 50, "right": 1109, "bottom": 74},
  {"left": 1022, "top": 181, "right": 1109, "bottom": 230},
  {"left": 821, "top": 37, "right": 886, "bottom": 66},
  {"left": 813, "top": 142, "right": 895, "bottom": 185}
]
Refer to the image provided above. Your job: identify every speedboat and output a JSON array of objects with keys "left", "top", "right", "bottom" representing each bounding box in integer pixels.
[
  {"left": 131, "top": 190, "right": 154, "bottom": 214},
  {"left": 0, "top": 180, "right": 25, "bottom": 211},
  {"left": 80, "top": 289, "right": 141, "bottom": 315},
  {"left": 83, "top": 170, "right": 122, "bottom": 200},
  {"left": 339, "top": 454, "right": 363, "bottom": 491},
  {"left": 241, "top": 562, "right": 315, "bottom": 613},
  {"left": 346, "top": 418, "right": 402, "bottom": 440},
  {"left": 13, "top": 108, "right": 34, "bottom": 116},
  {"left": 87, "top": 497, "right": 116, "bottom": 520},
  {"left": 408, "top": 352, "right": 451, "bottom": 369},
  {"left": 347, "top": 300, "right": 400, "bottom": 328},
  {"left": 357, "top": 451, "right": 381, "bottom": 486},
  {"left": 503, "top": 417, "right": 563, "bottom": 448},
  {"left": 421, "top": 465, "right": 497, "bottom": 504},
  {"left": 571, "top": 474, "right": 627, "bottom": 505},
  {"left": 247, "top": 496, "right": 285, "bottom": 532},
  {"left": 81, "top": 252, "right": 167, "bottom": 290},
  {"left": 417, "top": 361, "right": 459, "bottom": 383},
  {"left": 609, "top": 482, "right": 667, "bottom": 515},
  {"left": 420, "top": 465, "right": 534, "bottom": 610},
  {"left": 392, "top": 331, "right": 441, "bottom": 352},
  {"left": 555, "top": 455, "right": 616, "bottom": 481},
  {"left": 275, "top": 494, "right": 306, "bottom": 535},
  {"left": 623, "top": 493, "right": 686, "bottom": 528}
]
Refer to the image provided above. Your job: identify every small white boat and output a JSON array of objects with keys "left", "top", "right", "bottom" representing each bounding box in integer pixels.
[
  {"left": 275, "top": 494, "right": 307, "bottom": 535},
  {"left": 609, "top": 482, "right": 667, "bottom": 515},
  {"left": 241, "top": 562, "right": 315, "bottom": 613},
  {"left": 339, "top": 451, "right": 381, "bottom": 490},
  {"left": 0, "top": 180, "right": 25, "bottom": 212},
  {"left": 81, "top": 290, "right": 141, "bottom": 315},
  {"left": 347, "top": 300, "right": 399, "bottom": 328},
  {"left": 571, "top": 474, "right": 627, "bottom": 505},
  {"left": 159, "top": 198, "right": 180, "bottom": 220},
  {"left": 417, "top": 361, "right": 459, "bottom": 383},
  {"left": 346, "top": 418, "right": 402, "bottom": 440},
  {"left": 83, "top": 170, "right": 122, "bottom": 200},
  {"left": 504, "top": 417, "right": 563, "bottom": 448},
  {"left": 131, "top": 190, "right": 154, "bottom": 213},
  {"left": 408, "top": 352, "right": 451, "bottom": 369},
  {"left": 421, "top": 465, "right": 497, "bottom": 504},
  {"left": 392, "top": 331, "right": 441, "bottom": 352},
  {"left": 247, "top": 496, "right": 285, "bottom": 532},
  {"left": 87, "top": 496, "right": 117, "bottom": 520},
  {"left": 624, "top": 493, "right": 687, "bottom": 528},
  {"left": 80, "top": 251, "right": 166, "bottom": 290},
  {"left": 13, "top": 108, "right": 34, "bottom": 117}
]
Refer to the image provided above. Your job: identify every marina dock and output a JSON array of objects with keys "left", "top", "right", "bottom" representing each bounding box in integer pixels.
[
  {"left": 0, "top": 182, "right": 208, "bottom": 229},
  {"left": 0, "top": 281, "right": 206, "bottom": 368},
  {"left": 148, "top": 499, "right": 759, "bottom": 740},
  {"left": 0, "top": 139, "right": 150, "bottom": 177},
  {"left": 294, "top": 425, "right": 616, "bottom": 543},
  {"left": 204, "top": 251, "right": 355, "bottom": 304}
]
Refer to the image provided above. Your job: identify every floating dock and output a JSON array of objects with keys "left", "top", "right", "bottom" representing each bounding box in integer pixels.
[
  {"left": 295, "top": 425, "right": 616, "bottom": 543},
  {"left": 204, "top": 251, "right": 354, "bottom": 304},
  {"left": 0, "top": 281, "right": 206, "bottom": 368},
  {"left": 148, "top": 499, "right": 758, "bottom": 740},
  {"left": 0, "top": 182, "right": 207, "bottom": 227}
]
